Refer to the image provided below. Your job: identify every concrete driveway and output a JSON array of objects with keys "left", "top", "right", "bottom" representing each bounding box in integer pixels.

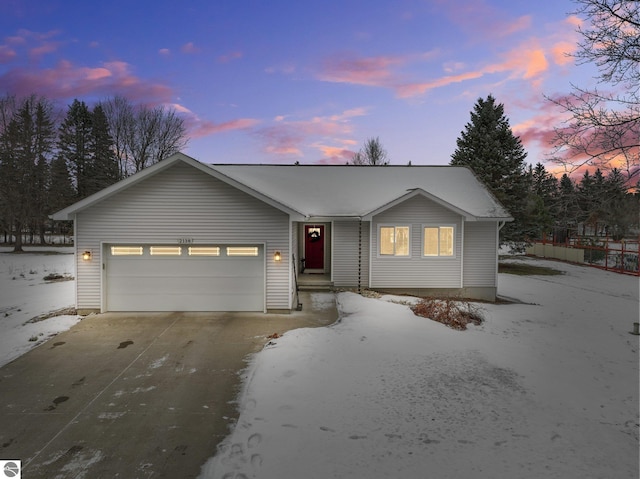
[{"left": 0, "top": 292, "right": 337, "bottom": 479}]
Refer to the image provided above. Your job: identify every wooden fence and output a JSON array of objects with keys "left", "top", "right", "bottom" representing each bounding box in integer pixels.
[{"left": 526, "top": 237, "right": 639, "bottom": 276}]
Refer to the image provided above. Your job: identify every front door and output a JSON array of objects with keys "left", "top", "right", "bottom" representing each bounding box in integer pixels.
[{"left": 304, "top": 225, "right": 325, "bottom": 270}]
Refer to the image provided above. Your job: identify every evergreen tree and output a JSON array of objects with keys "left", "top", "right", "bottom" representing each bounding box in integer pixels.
[
  {"left": 87, "top": 104, "right": 119, "bottom": 195},
  {"left": 451, "top": 95, "right": 530, "bottom": 245},
  {"left": 48, "top": 155, "right": 75, "bottom": 213},
  {"left": 554, "top": 174, "right": 580, "bottom": 241},
  {"left": 47, "top": 155, "right": 75, "bottom": 240},
  {"left": 58, "top": 99, "right": 93, "bottom": 199},
  {"left": 0, "top": 95, "right": 55, "bottom": 251},
  {"left": 527, "top": 163, "right": 558, "bottom": 238},
  {"left": 604, "top": 168, "right": 633, "bottom": 239}
]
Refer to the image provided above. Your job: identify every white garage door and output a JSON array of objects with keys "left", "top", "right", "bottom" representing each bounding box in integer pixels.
[{"left": 105, "top": 244, "right": 264, "bottom": 312}]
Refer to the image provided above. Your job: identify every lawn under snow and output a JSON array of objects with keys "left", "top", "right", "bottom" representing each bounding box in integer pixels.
[
  {"left": 0, "top": 249, "right": 637, "bottom": 478},
  {"left": 201, "top": 258, "right": 639, "bottom": 479},
  {"left": 0, "top": 246, "right": 81, "bottom": 367}
]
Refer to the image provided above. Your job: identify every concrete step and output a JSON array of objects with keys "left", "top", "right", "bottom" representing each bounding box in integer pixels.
[{"left": 297, "top": 284, "right": 334, "bottom": 291}]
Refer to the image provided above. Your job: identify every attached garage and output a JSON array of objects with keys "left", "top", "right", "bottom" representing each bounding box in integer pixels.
[{"left": 104, "top": 244, "right": 265, "bottom": 312}]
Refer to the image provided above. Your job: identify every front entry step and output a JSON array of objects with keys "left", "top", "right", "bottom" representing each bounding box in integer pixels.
[{"left": 297, "top": 273, "right": 333, "bottom": 291}]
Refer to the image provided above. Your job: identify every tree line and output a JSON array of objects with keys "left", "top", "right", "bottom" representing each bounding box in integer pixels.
[
  {"left": 0, "top": 94, "right": 188, "bottom": 251},
  {"left": 451, "top": 94, "right": 638, "bottom": 248}
]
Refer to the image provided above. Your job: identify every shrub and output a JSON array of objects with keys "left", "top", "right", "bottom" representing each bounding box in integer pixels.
[{"left": 411, "top": 297, "right": 483, "bottom": 331}]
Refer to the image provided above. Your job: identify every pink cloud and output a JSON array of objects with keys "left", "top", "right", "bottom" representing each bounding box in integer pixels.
[
  {"left": 29, "top": 41, "right": 58, "bottom": 59},
  {"left": 317, "top": 53, "right": 406, "bottom": 88},
  {"left": 396, "top": 70, "right": 484, "bottom": 98},
  {"left": 217, "top": 50, "right": 243, "bottom": 63},
  {"left": 312, "top": 144, "right": 355, "bottom": 164},
  {"left": 181, "top": 42, "right": 198, "bottom": 54},
  {"left": 188, "top": 117, "right": 260, "bottom": 139},
  {"left": 158, "top": 48, "right": 171, "bottom": 56},
  {"left": 0, "top": 59, "right": 174, "bottom": 104},
  {"left": 435, "top": 0, "right": 531, "bottom": 40},
  {"left": 551, "top": 42, "right": 576, "bottom": 66},
  {"left": 375, "top": 38, "right": 555, "bottom": 98},
  {"left": 0, "top": 45, "right": 16, "bottom": 63},
  {"left": 253, "top": 108, "right": 365, "bottom": 158},
  {"left": 318, "top": 44, "right": 553, "bottom": 98}
]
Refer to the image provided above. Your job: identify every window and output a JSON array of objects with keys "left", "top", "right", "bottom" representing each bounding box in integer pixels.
[
  {"left": 111, "top": 246, "right": 143, "bottom": 256},
  {"left": 150, "top": 246, "right": 182, "bottom": 256},
  {"left": 423, "top": 226, "right": 455, "bottom": 257},
  {"left": 379, "top": 226, "right": 410, "bottom": 256},
  {"left": 188, "top": 246, "right": 220, "bottom": 256},
  {"left": 227, "top": 246, "right": 259, "bottom": 256}
]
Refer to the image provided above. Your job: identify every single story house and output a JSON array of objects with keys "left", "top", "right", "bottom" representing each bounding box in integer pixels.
[{"left": 52, "top": 152, "right": 512, "bottom": 314}]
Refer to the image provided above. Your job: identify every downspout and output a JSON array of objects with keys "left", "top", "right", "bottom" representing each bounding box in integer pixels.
[
  {"left": 495, "top": 221, "right": 506, "bottom": 299},
  {"left": 358, "top": 218, "right": 362, "bottom": 294}
]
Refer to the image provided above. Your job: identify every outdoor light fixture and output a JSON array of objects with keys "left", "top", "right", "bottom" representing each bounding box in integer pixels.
[
  {"left": 82, "top": 250, "right": 92, "bottom": 262},
  {"left": 274, "top": 251, "right": 282, "bottom": 262}
]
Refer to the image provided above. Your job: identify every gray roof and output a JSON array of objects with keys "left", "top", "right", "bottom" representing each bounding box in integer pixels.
[
  {"left": 211, "top": 164, "right": 512, "bottom": 221},
  {"left": 51, "top": 153, "right": 512, "bottom": 221}
]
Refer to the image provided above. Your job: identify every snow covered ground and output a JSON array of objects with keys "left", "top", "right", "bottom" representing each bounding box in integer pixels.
[
  {"left": 201, "top": 258, "right": 639, "bottom": 479},
  {"left": 0, "top": 249, "right": 637, "bottom": 478},
  {"left": 0, "top": 246, "right": 81, "bottom": 367}
]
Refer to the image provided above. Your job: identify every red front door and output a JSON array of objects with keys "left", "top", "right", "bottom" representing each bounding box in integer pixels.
[{"left": 304, "top": 225, "right": 325, "bottom": 270}]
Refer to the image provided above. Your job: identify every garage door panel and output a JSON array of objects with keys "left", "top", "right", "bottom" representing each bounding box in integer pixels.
[{"left": 105, "top": 244, "right": 264, "bottom": 312}]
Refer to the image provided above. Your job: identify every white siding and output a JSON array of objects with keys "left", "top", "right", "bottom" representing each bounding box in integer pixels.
[
  {"left": 370, "top": 195, "right": 462, "bottom": 288},
  {"left": 290, "top": 221, "right": 299, "bottom": 306},
  {"left": 332, "top": 220, "right": 370, "bottom": 288},
  {"left": 463, "top": 221, "right": 498, "bottom": 287},
  {"left": 75, "top": 161, "right": 290, "bottom": 311}
]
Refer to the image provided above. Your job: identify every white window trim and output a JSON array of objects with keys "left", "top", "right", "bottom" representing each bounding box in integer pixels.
[
  {"left": 421, "top": 224, "right": 457, "bottom": 259},
  {"left": 377, "top": 224, "right": 412, "bottom": 258}
]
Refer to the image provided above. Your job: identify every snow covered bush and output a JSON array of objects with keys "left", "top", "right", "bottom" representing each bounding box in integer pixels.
[{"left": 411, "top": 297, "right": 483, "bottom": 330}]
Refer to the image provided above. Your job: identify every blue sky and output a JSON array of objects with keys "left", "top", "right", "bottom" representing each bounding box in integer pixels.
[{"left": 0, "top": 0, "right": 592, "bottom": 167}]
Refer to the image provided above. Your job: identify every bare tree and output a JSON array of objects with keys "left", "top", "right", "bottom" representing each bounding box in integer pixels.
[
  {"left": 548, "top": 0, "right": 639, "bottom": 186},
  {"left": 101, "top": 96, "right": 189, "bottom": 176},
  {"left": 351, "top": 136, "right": 390, "bottom": 165},
  {"left": 101, "top": 95, "right": 134, "bottom": 178}
]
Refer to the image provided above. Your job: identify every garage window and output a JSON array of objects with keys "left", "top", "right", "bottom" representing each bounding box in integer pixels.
[
  {"left": 188, "top": 246, "right": 220, "bottom": 256},
  {"left": 227, "top": 246, "right": 259, "bottom": 256},
  {"left": 111, "top": 246, "right": 143, "bottom": 256},
  {"left": 150, "top": 246, "right": 182, "bottom": 256}
]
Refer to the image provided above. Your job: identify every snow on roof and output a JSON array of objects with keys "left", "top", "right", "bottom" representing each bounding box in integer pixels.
[
  {"left": 210, "top": 164, "right": 512, "bottom": 220},
  {"left": 50, "top": 154, "right": 512, "bottom": 221}
]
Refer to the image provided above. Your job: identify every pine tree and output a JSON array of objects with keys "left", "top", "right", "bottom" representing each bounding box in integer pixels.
[
  {"left": 554, "top": 174, "right": 580, "bottom": 241},
  {"left": 528, "top": 163, "right": 557, "bottom": 238},
  {"left": 451, "top": 95, "right": 530, "bottom": 245},
  {"left": 604, "top": 168, "right": 633, "bottom": 239},
  {"left": 48, "top": 155, "right": 75, "bottom": 213},
  {"left": 87, "top": 104, "right": 119, "bottom": 195},
  {"left": 0, "top": 96, "right": 55, "bottom": 251},
  {"left": 58, "top": 99, "right": 93, "bottom": 199}
]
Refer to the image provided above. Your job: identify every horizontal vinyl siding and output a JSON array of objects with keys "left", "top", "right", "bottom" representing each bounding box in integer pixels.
[
  {"left": 463, "top": 222, "right": 498, "bottom": 287},
  {"left": 291, "top": 221, "right": 298, "bottom": 305},
  {"left": 76, "top": 161, "right": 290, "bottom": 311},
  {"left": 370, "top": 195, "right": 462, "bottom": 288},
  {"left": 332, "top": 221, "right": 370, "bottom": 288}
]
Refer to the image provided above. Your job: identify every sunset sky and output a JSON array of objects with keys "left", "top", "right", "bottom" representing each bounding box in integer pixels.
[{"left": 0, "top": 0, "right": 594, "bottom": 167}]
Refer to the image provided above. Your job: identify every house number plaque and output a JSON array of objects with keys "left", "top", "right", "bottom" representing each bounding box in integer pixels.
[{"left": 177, "top": 238, "right": 194, "bottom": 244}]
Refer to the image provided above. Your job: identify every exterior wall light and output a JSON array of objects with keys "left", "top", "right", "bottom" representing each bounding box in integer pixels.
[
  {"left": 82, "top": 250, "right": 92, "bottom": 261},
  {"left": 274, "top": 251, "right": 282, "bottom": 262}
]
